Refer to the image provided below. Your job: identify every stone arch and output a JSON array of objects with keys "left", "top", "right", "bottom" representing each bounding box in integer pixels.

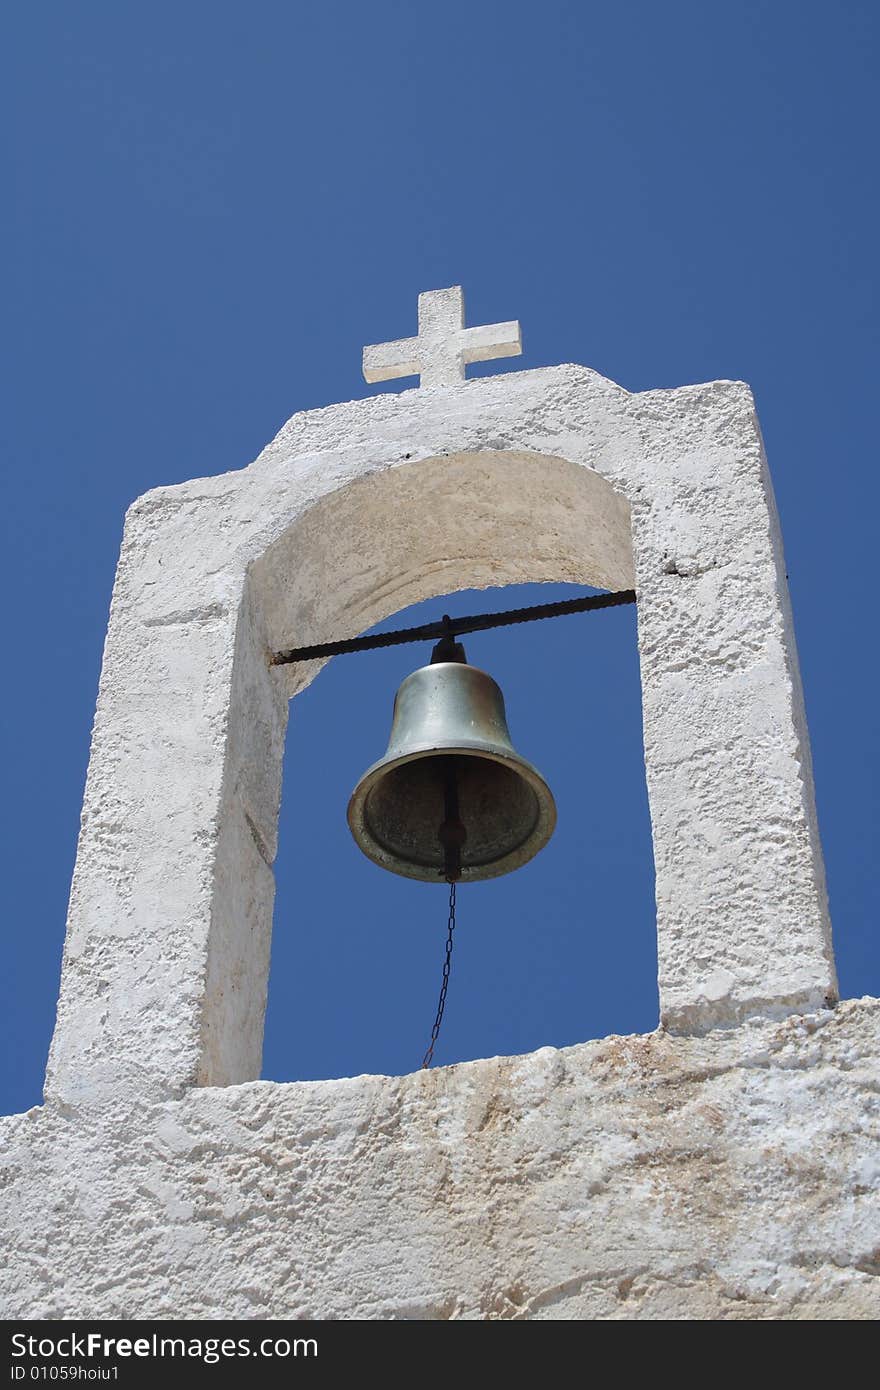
[
  {"left": 204, "top": 448, "right": 635, "bottom": 1086},
  {"left": 256, "top": 449, "right": 635, "bottom": 683},
  {"left": 45, "top": 364, "right": 835, "bottom": 1108}
]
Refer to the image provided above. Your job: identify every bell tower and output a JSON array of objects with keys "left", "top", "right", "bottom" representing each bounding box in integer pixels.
[
  {"left": 2, "top": 287, "right": 872, "bottom": 1323},
  {"left": 43, "top": 283, "right": 835, "bottom": 1101}
]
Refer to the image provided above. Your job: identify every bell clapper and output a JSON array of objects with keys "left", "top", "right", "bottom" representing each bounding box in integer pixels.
[{"left": 438, "top": 756, "right": 466, "bottom": 885}]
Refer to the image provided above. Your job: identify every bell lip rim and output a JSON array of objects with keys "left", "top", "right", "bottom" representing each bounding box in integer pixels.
[{"left": 347, "top": 743, "right": 557, "bottom": 884}]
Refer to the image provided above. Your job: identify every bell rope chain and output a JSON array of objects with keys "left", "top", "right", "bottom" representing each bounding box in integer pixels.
[{"left": 421, "top": 882, "right": 457, "bottom": 1069}]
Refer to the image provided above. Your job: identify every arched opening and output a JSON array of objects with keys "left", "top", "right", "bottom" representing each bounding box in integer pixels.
[
  {"left": 251, "top": 448, "right": 636, "bottom": 687},
  {"left": 264, "top": 580, "right": 656, "bottom": 1079},
  {"left": 247, "top": 448, "right": 656, "bottom": 1078}
]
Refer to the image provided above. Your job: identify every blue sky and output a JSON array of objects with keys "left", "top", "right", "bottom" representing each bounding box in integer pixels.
[{"left": 3, "top": 1, "right": 877, "bottom": 1113}]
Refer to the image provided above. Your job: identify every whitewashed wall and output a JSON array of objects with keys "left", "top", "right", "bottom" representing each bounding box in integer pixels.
[{"left": 1, "top": 363, "right": 861, "bottom": 1322}]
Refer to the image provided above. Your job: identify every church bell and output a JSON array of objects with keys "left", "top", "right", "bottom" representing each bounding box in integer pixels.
[{"left": 348, "top": 633, "right": 556, "bottom": 882}]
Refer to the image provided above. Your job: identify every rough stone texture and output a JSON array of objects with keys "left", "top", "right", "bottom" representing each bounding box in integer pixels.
[
  {"left": 43, "top": 363, "right": 835, "bottom": 1111},
  {"left": 1, "top": 352, "right": 857, "bottom": 1320},
  {"left": 2, "top": 1000, "right": 878, "bottom": 1319}
]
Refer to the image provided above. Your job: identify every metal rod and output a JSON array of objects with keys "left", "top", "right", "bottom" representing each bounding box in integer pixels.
[{"left": 270, "top": 588, "right": 636, "bottom": 666}]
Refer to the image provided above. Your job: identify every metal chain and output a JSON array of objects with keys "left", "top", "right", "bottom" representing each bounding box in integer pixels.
[{"left": 421, "top": 881, "right": 457, "bottom": 1069}]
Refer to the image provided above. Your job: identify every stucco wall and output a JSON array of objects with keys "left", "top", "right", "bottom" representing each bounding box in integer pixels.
[
  {"left": 44, "top": 364, "right": 835, "bottom": 1110},
  {"left": 2, "top": 1000, "right": 878, "bottom": 1319},
  {"left": 1, "top": 360, "right": 861, "bottom": 1321}
]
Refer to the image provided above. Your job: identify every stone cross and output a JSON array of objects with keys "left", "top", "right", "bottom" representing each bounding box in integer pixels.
[{"left": 362, "top": 286, "right": 522, "bottom": 388}]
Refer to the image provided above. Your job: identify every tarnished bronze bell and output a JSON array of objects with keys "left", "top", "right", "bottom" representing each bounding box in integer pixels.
[{"left": 347, "top": 635, "right": 556, "bottom": 882}]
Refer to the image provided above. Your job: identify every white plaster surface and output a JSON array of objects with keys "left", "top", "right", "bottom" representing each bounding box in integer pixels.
[
  {"left": 3, "top": 337, "right": 859, "bottom": 1320},
  {"left": 43, "top": 359, "right": 836, "bottom": 1112},
  {"left": 2, "top": 1000, "right": 878, "bottom": 1319}
]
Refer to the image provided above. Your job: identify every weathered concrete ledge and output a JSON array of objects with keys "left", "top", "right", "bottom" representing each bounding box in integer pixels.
[{"left": 2, "top": 998, "right": 877, "bottom": 1320}]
